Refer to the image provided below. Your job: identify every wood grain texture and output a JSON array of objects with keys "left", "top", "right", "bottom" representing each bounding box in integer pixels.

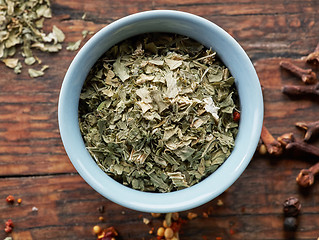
[{"left": 0, "top": 0, "right": 318, "bottom": 239}]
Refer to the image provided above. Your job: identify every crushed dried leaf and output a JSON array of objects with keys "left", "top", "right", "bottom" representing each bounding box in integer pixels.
[
  {"left": 79, "top": 33, "right": 240, "bottom": 192},
  {"left": 66, "top": 40, "right": 81, "bottom": 51},
  {"left": 0, "top": 0, "right": 64, "bottom": 77}
]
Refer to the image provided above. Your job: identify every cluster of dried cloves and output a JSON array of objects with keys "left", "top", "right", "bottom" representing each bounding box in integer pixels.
[
  {"left": 281, "top": 42, "right": 319, "bottom": 97},
  {"left": 258, "top": 42, "right": 319, "bottom": 188},
  {"left": 260, "top": 123, "right": 319, "bottom": 187}
]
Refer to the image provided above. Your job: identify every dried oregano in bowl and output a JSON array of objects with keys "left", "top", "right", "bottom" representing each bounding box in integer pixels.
[{"left": 78, "top": 33, "right": 240, "bottom": 193}]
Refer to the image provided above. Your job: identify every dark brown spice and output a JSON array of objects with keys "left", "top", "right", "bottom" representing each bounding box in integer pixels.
[
  {"left": 283, "top": 197, "right": 301, "bottom": 217},
  {"left": 260, "top": 125, "right": 283, "bottom": 155},
  {"left": 280, "top": 60, "right": 317, "bottom": 84},
  {"left": 283, "top": 217, "right": 298, "bottom": 231},
  {"left": 286, "top": 141, "right": 319, "bottom": 157},
  {"left": 282, "top": 83, "right": 319, "bottom": 97},
  {"left": 305, "top": 42, "right": 319, "bottom": 64},
  {"left": 296, "top": 161, "right": 319, "bottom": 187},
  {"left": 277, "top": 132, "right": 295, "bottom": 147},
  {"left": 295, "top": 120, "right": 319, "bottom": 142},
  {"left": 277, "top": 133, "right": 319, "bottom": 157}
]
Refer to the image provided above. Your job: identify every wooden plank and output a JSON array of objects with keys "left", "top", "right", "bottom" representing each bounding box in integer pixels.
[
  {"left": 2, "top": 56, "right": 318, "bottom": 176},
  {"left": 0, "top": 155, "right": 318, "bottom": 239},
  {"left": 0, "top": 0, "right": 318, "bottom": 238}
]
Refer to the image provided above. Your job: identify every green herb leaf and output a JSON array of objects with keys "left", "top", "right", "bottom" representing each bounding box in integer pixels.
[
  {"left": 78, "top": 33, "right": 240, "bottom": 192},
  {"left": 66, "top": 40, "right": 81, "bottom": 51}
]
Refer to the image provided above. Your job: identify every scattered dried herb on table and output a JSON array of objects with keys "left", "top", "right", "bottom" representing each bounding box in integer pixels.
[
  {"left": 0, "top": 0, "right": 65, "bottom": 77},
  {"left": 79, "top": 33, "right": 240, "bottom": 192}
]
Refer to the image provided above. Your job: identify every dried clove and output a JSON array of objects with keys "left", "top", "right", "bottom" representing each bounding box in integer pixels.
[
  {"left": 277, "top": 133, "right": 319, "bottom": 157},
  {"left": 260, "top": 125, "right": 283, "bottom": 155},
  {"left": 286, "top": 141, "right": 319, "bottom": 158},
  {"left": 295, "top": 120, "right": 319, "bottom": 142},
  {"left": 305, "top": 42, "right": 319, "bottom": 64},
  {"left": 282, "top": 83, "right": 319, "bottom": 97},
  {"left": 280, "top": 60, "right": 317, "bottom": 84},
  {"left": 296, "top": 161, "right": 319, "bottom": 187},
  {"left": 277, "top": 132, "right": 295, "bottom": 147}
]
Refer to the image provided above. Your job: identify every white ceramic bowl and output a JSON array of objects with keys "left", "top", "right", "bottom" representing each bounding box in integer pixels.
[{"left": 58, "top": 10, "right": 263, "bottom": 213}]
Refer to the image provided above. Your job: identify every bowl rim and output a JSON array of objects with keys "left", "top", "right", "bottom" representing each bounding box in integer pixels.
[{"left": 58, "top": 9, "right": 263, "bottom": 213}]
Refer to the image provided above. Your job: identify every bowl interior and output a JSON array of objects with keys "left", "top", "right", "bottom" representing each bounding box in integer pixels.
[{"left": 58, "top": 10, "right": 263, "bottom": 213}]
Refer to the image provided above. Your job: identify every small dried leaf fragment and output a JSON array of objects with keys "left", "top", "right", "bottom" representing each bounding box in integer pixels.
[
  {"left": 0, "top": 0, "right": 65, "bottom": 77},
  {"left": 25, "top": 57, "right": 36, "bottom": 66},
  {"left": 165, "top": 58, "right": 183, "bottom": 70},
  {"left": 36, "top": 4, "right": 52, "bottom": 18},
  {"left": 2, "top": 58, "right": 19, "bottom": 68},
  {"left": 165, "top": 71, "right": 179, "bottom": 98},
  {"left": 113, "top": 57, "right": 130, "bottom": 81},
  {"left": 52, "top": 25, "right": 65, "bottom": 43},
  {"left": 79, "top": 33, "right": 240, "bottom": 192},
  {"left": 66, "top": 40, "right": 81, "bottom": 51},
  {"left": 32, "top": 42, "right": 62, "bottom": 52},
  {"left": 203, "top": 97, "right": 220, "bottom": 121},
  {"left": 28, "top": 65, "right": 49, "bottom": 78}
]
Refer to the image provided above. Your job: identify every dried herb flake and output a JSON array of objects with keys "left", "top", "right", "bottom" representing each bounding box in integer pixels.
[{"left": 79, "top": 33, "right": 240, "bottom": 192}]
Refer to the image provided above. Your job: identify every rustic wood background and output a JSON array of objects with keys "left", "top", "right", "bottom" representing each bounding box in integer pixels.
[{"left": 1, "top": 0, "right": 319, "bottom": 239}]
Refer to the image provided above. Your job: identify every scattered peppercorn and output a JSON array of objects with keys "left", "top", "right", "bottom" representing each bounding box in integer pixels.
[
  {"left": 157, "top": 227, "right": 165, "bottom": 237},
  {"left": 93, "top": 225, "right": 102, "bottom": 235},
  {"left": 258, "top": 144, "right": 267, "bottom": 155},
  {"left": 283, "top": 197, "right": 301, "bottom": 217},
  {"left": 283, "top": 217, "right": 298, "bottom": 231},
  {"left": 99, "top": 216, "right": 104, "bottom": 222},
  {"left": 164, "top": 227, "right": 174, "bottom": 239},
  {"left": 6, "top": 195, "right": 15, "bottom": 204}
]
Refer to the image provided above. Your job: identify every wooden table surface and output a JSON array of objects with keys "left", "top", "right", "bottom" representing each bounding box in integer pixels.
[{"left": 1, "top": 0, "right": 319, "bottom": 239}]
